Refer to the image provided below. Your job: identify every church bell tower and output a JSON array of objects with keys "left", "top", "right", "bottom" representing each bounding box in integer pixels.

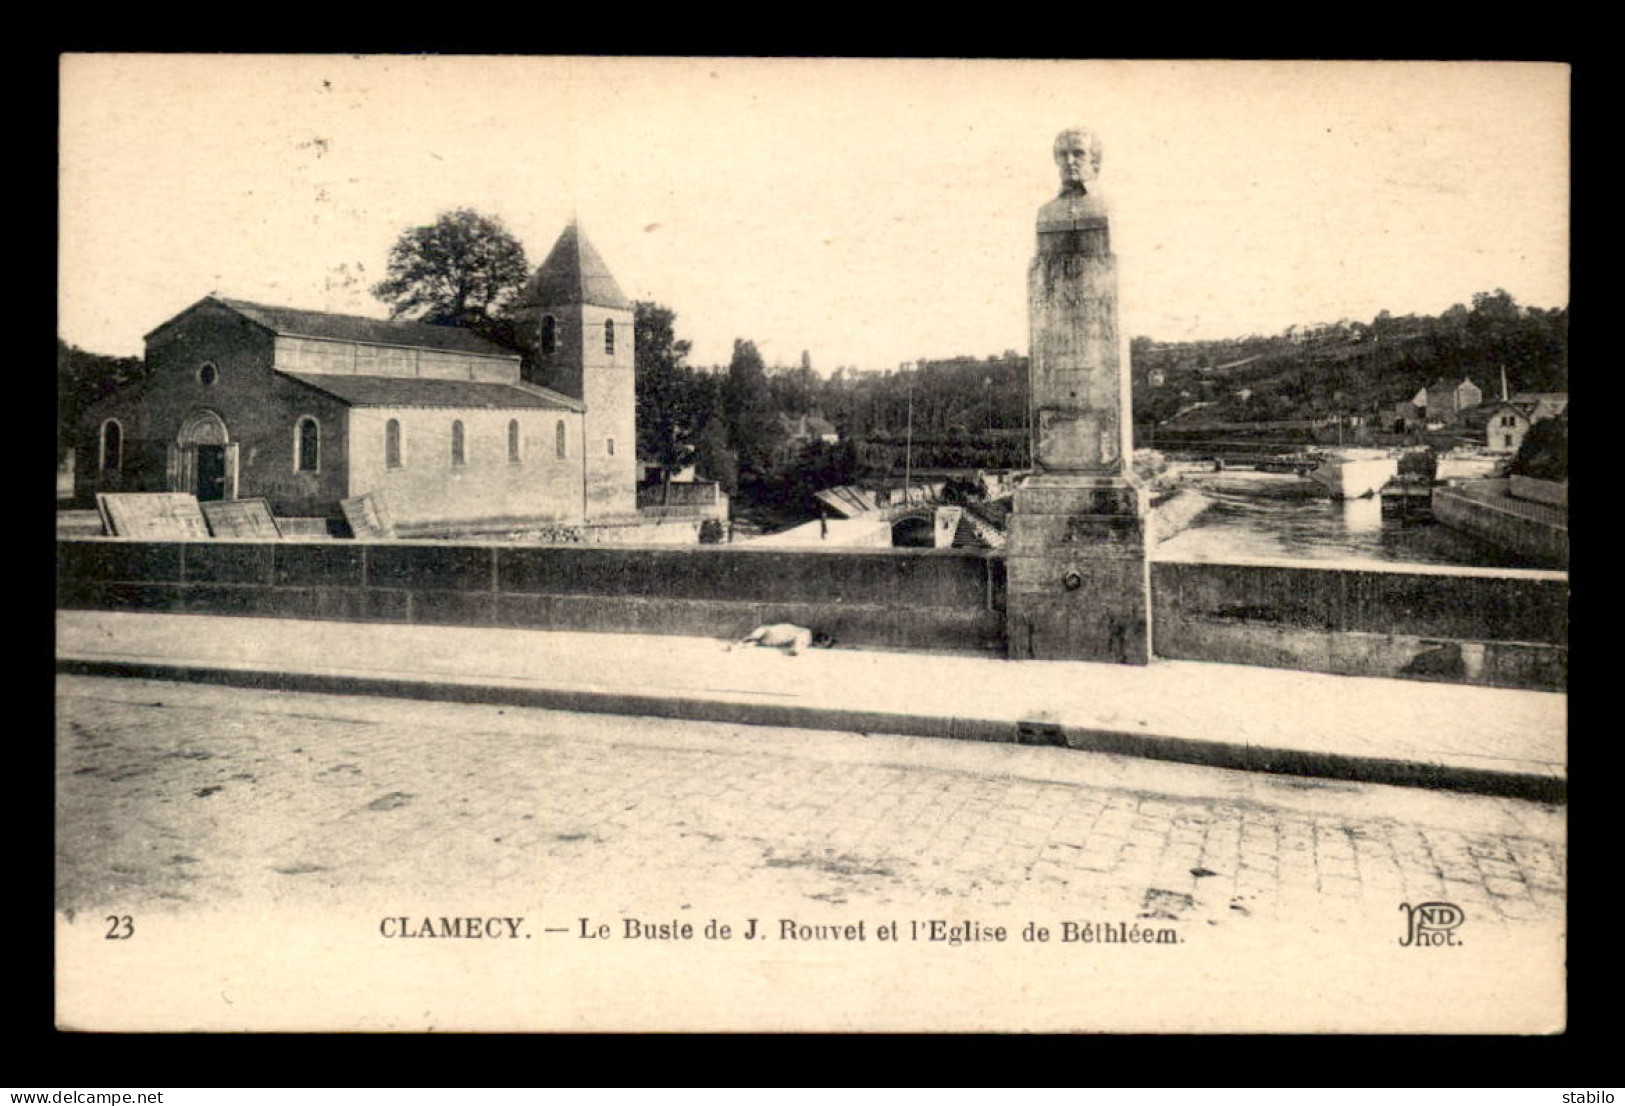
[{"left": 513, "top": 221, "right": 637, "bottom": 518}]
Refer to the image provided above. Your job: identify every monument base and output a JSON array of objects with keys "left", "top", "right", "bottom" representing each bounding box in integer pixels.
[{"left": 1006, "top": 473, "right": 1151, "bottom": 664}]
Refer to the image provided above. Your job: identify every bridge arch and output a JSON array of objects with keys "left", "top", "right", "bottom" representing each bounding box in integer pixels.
[{"left": 890, "top": 512, "right": 936, "bottom": 547}]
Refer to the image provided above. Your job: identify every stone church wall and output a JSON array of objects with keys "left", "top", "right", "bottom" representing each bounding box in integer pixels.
[
  {"left": 347, "top": 407, "right": 589, "bottom": 527},
  {"left": 76, "top": 300, "right": 352, "bottom": 517}
]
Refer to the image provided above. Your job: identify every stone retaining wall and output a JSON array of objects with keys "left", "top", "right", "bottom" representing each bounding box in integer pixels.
[
  {"left": 56, "top": 539, "right": 1008, "bottom": 655},
  {"left": 1151, "top": 556, "right": 1567, "bottom": 690},
  {"left": 56, "top": 539, "right": 1567, "bottom": 689},
  {"left": 1434, "top": 482, "right": 1568, "bottom": 569}
]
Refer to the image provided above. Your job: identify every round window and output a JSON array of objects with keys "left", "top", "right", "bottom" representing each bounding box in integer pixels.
[{"left": 199, "top": 363, "right": 218, "bottom": 386}]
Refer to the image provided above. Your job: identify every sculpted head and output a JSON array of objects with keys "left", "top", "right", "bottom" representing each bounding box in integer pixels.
[{"left": 1053, "top": 127, "right": 1103, "bottom": 192}]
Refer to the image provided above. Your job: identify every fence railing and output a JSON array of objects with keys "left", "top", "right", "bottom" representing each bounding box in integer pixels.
[
  {"left": 1443, "top": 481, "right": 1568, "bottom": 529},
  {"left": 636, "top": 482, "right": 721, "bottom": 509}
]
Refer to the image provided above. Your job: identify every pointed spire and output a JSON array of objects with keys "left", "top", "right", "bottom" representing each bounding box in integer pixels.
[{"left": 516, "top": 222, "right": 632, "bottom": 311}]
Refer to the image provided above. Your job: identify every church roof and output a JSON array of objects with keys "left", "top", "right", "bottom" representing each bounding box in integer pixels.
[
  {"left": 283, "top": 372, "right": 584, "bottom": 411},
  {"left": 514, "top": 222, "right": 633, "bottom": 311},
  {"left": 173, "top": 298, "right": 520, "bottom": 359}
]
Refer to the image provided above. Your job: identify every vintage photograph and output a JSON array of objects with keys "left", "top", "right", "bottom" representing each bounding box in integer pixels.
[{"left": 56, "top": 56, "right": 1568, "bottom": 1032}]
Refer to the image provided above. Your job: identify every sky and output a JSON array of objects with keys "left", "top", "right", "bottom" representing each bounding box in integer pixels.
[{"left": 59, "top": 56, "right": 1569, "bottom": 371}]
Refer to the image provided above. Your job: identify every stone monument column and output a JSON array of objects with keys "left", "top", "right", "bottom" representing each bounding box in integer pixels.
[{"left": 1007, "top": 127, "right": 1151, "bottom": 663}]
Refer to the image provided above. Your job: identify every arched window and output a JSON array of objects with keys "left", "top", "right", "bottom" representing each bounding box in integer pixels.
[
  {"left": 385, "top": 419, "right": 402, "bottom": 469},
  {"left": 603, "top": 319, "right": 615, "bottom": 356},
  {"left": 295, "top": 416, "right": 320, "bottom": 473},
  {"left": 540, "top": 315, "right": 557, "bottom": 355},
  {"left": 508, "top": 419, "right": 521, "bottom": 463},
  {"left": 555, "top": 419, "right": 567, "bottom": 459},
  {"left": 99, "top": 420, "right": 122, "bottom": 473},
  {"left": 606, "top": 437, "right": 615, "bottom": 456},
  {"left": 451, "top": 420, "right": 466, "bottom": 466},
  {"left": 198, "top": 362, "right": 218, "bottom": 386}
]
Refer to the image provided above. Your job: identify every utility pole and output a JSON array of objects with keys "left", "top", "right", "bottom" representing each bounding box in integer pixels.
[{"left": 904, "top": 372, "right": 914, "bottom": 504}]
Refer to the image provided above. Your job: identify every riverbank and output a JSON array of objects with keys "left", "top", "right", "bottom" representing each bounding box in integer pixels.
[{"left": 1156, "top": 470, "right": 1548, "bottom": 570}]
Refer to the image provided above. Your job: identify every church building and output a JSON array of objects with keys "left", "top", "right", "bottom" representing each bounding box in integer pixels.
[{"left": 73, "top": 222, "right": 638, "bottom": 531}]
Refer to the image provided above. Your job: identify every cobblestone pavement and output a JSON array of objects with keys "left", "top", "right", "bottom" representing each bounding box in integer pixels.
[{"left": 57, "top": 675, "right": 1566, "bottom": 932}]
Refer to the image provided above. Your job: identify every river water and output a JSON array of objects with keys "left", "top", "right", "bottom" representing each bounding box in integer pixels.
[{"left": 1154, "top": 471, "right": 1551, "bottom": 570}]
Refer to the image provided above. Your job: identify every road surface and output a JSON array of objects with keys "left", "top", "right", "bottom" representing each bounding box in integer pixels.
[{"left": 57, "top": 674, "right": 1565, "bottom": 929}]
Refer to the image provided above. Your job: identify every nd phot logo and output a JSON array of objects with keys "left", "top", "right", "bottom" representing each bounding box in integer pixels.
[{"left": 1399, "top": 901, "right": 1465, "bottom": 947}]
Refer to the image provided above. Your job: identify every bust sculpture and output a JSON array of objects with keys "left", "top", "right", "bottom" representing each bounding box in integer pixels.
[
  {"left": 1053, "top": 127, "right": 1102, "bottom": 195},
  {"left": 1037, "top": 127, "right": 1110, "bottom": 247}
]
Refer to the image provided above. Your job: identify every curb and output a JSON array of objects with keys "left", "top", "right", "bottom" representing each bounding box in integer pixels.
[{"left": 56, "top": 656, "right": 1566, "bottom": 805}]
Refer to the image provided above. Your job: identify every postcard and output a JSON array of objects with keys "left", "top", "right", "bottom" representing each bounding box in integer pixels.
[{"left": 56, "top": 55, "right": 1568, "bottom": 1033}]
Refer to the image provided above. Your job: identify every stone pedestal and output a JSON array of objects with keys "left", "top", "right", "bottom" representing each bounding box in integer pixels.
[
  {"left": 1007, "top": 474, "right": 1151, "bottom": 663},
  {"left": 1007, "top": 128, "right": 1151, "bottom": 663}
]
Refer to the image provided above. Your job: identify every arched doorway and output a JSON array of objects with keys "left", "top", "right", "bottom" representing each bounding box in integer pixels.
[{"left": 171, "top": 410, "right": 238, "bottom": 502}]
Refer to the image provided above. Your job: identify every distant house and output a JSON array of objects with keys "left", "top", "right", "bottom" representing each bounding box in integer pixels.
[
  {"left": 1420, "top": 377, "right": 1483, "bottom": 426},
  {"left": 1389, "top": 398, "right": 1425, "bottom": 432},
  {"left": 1462, "top": 396, "right": 1560, "bottom": 451},
  {"left": 1512, "top": 392, "right": 1569, "bottom": 422},
  {"left": 1464, "top": 401, "right": 1536, "bottom": 453},
  {"left": 1461, "top": 391, "right": 1567, "bottom": 454},
  {"left": 781, "top": 413, "right": 840, "bottom": 448}
]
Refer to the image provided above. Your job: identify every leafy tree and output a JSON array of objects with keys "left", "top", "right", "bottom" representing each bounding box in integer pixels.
[
  {"left": 758, "top": 439, "right": 858, "bottom": 513},
  {"left": 1466, "top": 288, "right": 1520, "bottom": 358},
  {"left": 372, "top": 209, "right": 530, "bottom": 338},
  {"left": 57, "top": 339, "right": 148, "bottom": 461},
  {"left": 692, "top": 388, "right": 739, "bottom": 496},
  {"left": 722, "top": 339, "right": 779, "bottom": 481},
  {"left": 1509, "top": 415, "right": 1567, "bottom": 482},
  {"left": 633, "top": 301, "right": 705, "bottom": 485},
  {"left": 767, "top": 364, "right": 821, "bottom": 415}
]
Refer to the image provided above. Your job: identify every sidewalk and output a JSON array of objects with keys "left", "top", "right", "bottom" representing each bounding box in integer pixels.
[{"left": 55, "top": 610, "right": 1566, "bottom": 802}]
